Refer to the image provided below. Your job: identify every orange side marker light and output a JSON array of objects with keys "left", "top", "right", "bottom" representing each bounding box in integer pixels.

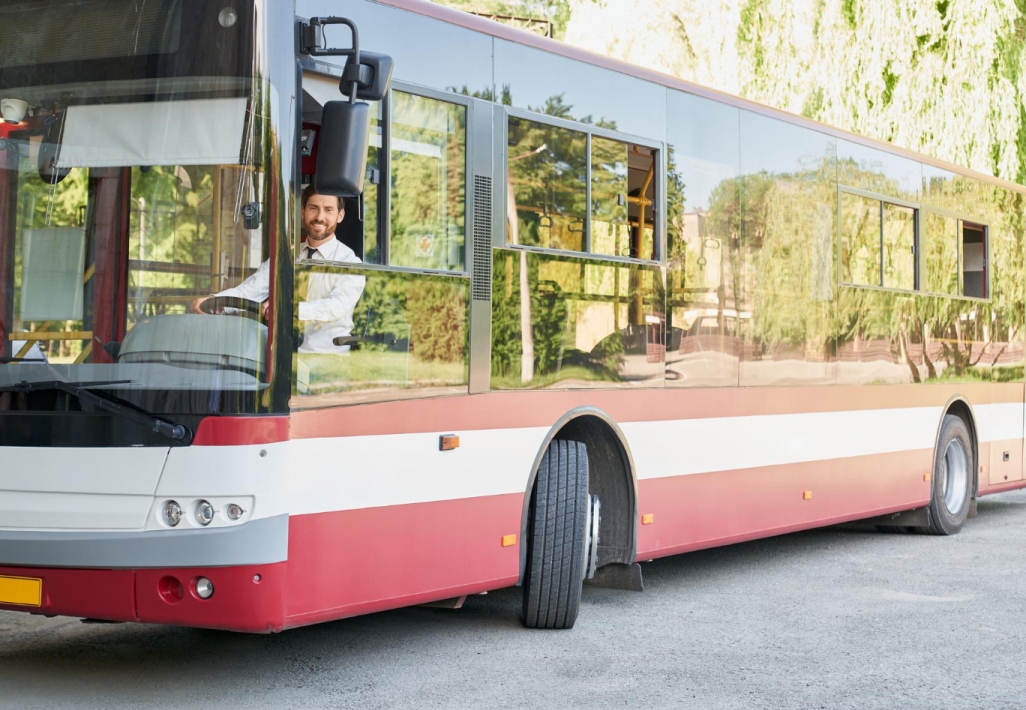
[
  {"left": 501, "top": 534, "right": 517, "bottom": 547},
  {"left": 642, "top": 514, "right": 655, "bottom": 525},
  {"left": 439, "top": 434, "right": 460, "bottom": 451},
  {"left": 924, "top": 473, "right": 931, "bottom": 482},
  {"left": 802, "top": 491, "right": 813, "bottom": 500}
]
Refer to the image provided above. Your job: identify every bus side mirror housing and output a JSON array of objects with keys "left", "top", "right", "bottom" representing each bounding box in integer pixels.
[
  {"left": 314, "top": 100, "right": 371, "bottom": 198},
  {"left": 346, "top": 51, "right": 393, "bottom": 102}
]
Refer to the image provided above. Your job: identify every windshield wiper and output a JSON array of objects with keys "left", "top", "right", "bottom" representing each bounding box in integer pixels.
[{"left": 0, "top": 380, "right": 192, "bottom": 444}]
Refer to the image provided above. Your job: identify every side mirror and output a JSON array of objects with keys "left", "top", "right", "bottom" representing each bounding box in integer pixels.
[
  {"left": 314, "top": 100, "right": 371, "bottom": 198},
  {"left": 343, "top": 51, "right": 393, "bottom": 102}
]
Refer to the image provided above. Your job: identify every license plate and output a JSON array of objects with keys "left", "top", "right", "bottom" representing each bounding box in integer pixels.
[{"left": 0, "top": 575, "right": 42, "bottom": 607}]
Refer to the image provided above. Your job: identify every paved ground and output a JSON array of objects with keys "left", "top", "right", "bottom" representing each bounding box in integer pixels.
[{"left": 3, "top": 490, "right": 1026, "bottom": 709}]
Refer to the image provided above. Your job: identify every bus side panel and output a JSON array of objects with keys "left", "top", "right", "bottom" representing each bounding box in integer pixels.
[
  {"left": 634, "top": 448, "right": 933, "bottom": 560},
  {"left": 283, "top": 493, "right": 522, "bottom": 627}
]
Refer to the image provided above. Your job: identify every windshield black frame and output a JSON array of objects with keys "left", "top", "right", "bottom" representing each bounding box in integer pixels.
[{"left": 0, "top": 0, "right": 255, "bottom": 99}]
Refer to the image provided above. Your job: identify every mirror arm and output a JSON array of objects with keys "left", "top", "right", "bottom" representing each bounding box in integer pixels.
[{"left": 301, "top": 16, "right": 360, "bottom": 60}]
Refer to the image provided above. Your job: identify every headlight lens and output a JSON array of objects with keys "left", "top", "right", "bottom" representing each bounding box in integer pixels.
[
  {"left": 196, "top": 500, "right": 214, "bottom": 526},
  {"left": 226, "top": 503, "right": 245, "bottom": 521},
  {"left": 163, "top": 500, "right": 183, "bottom": 527}
]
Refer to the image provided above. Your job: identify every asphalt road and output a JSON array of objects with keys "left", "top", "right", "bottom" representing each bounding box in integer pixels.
[{"left": 3, "top": 490, "right": 1026, "bottom": 710}]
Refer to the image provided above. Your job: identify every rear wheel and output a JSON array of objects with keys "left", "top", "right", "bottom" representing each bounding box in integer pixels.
[
  {"left": 920, "top": 414, "right": 974, "bottom": 535},
  {"left": 522, "top": 440, "right": 588, "bottom": 629}
]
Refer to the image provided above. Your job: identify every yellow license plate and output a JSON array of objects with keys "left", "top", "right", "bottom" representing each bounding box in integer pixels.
[{"left": 0, "top": 575, "right": 42, "bottom": 607}]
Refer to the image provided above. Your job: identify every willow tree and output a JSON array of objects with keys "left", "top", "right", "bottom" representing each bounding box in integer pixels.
[{"left": 565, "top": 0, "right": 1026, "bottom": 183}]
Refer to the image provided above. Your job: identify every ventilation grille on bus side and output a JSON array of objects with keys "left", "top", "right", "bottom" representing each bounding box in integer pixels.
[{"left": 472, "top": 174, "right": 493, "bottom": 302}]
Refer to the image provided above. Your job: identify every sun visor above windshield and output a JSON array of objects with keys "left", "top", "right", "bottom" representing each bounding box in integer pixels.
[{"left": 56, "top": 97, "right": 248, "bottom": 169}]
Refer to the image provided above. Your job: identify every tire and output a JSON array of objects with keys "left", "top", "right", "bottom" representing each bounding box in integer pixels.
[
  {"left": 919, "top": 414, "right": 974, "bottom": 535},
  {"left": 522, "top": 439, "right": 588, "bottom": 629}
]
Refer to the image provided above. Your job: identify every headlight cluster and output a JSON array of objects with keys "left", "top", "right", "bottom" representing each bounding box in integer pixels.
[{"left": 161, "top": 499, "right": 247, "bottom": 528}]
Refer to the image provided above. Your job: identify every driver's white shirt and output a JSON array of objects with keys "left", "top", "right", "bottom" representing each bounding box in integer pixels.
[{"left": 217, "top": 238, "right": 366, "bottom": 354}]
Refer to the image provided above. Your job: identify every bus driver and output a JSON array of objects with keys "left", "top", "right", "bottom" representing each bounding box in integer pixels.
[{"left": 191, "top": 186, "right": 366, "bottom": 354}]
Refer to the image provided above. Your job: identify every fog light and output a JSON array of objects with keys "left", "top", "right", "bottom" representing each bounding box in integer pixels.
[
  {"left": 218, "top": 7, "right": 237, "bottom": 27},
  {"left": 163, "top": 500, "right": 182, "bottom": 527},
  {"left": 195, "top": 577, "right": 214, "bottom": 599},
  {"left": 196, "top": 500, "right": 214, "bottom": 526},
  {"left": 226, "top": 503, "right": 245, "bottom": 521}
]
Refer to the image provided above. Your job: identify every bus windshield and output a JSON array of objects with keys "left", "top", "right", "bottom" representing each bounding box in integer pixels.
[{"left": 0, "top": 0, "right": 274, "bottom": 417}]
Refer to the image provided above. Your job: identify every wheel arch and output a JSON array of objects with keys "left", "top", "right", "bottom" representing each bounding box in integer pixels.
[
  {"left": 518, "top": 406, "right": 638, "bottom": 584},
  {"left": 936, "top": 395, "right": 980, "bottom": 496}
]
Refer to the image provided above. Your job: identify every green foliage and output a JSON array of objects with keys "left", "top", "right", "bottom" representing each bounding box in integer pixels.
[
  {"left": 434, "top": 0, "right": 572, "bottom": 38},
  {"left": 407, "top": 279, "right": 467, "bottom": 362}
]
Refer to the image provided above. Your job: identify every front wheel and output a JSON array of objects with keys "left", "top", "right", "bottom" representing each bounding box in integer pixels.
[
  {"left": 920, "top": 414, "right": 974, "bottom": 535},
  {"left": 522, "top": 440, "right": 588, "bottom": 629}
]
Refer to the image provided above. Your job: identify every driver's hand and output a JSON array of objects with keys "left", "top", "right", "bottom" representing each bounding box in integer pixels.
[
  {"left": 191, "top": 295, "right": 214, "bottom": 314},
  {"left": 261, "top": 301, "right": 270, "bottom": 318}
]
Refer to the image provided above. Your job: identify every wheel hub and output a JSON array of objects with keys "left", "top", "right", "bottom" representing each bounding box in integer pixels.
[{"left": 941, "top": 438, "right": 969, "bottom": 516}]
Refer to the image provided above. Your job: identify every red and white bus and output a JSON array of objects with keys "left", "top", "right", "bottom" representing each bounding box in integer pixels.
[{"left": 2, "top": 0, "right": 1025, "bottom": 632}]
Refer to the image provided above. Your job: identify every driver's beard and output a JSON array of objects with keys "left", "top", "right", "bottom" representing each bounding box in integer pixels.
[{"left": 302, "top": 219, "right": 338, "bottom": 241}]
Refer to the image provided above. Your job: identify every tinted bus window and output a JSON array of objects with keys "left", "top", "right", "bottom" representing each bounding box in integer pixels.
[
  {"left": 507, "top": 116, "right": 588, "bottom": 252},
  {"left": 389, "top": 92, "right": 466, "bottom": 272},
  {"left": 591, "top": 137, "right": 656, "bottom": 260},
  {"left": 840, "top": 192, "right": 882, "bottom": 287},
  {"left": 882, "top": 203, "right": 915, "bottom": 291},
  {"left": 921, "top": 212, "right": 958, "bottom": 295}
]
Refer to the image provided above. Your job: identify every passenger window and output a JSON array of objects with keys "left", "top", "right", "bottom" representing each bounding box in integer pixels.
[
  {"left": 840, "top": 192, "right": 881, "bottom": 287},
  {"left": 591, "top": 137, "right": 655, "bottom": 260},
  {"left": 961, "top": 222, "right": 987, "bottom": 298},
  {"left": 507, "top": 117, "right": 587, "bottom": 252},
  {"left": 507, "top": 115, "right": 658, "bottom": 260},
  {"left": 921, "top": 212, "right": 958, "bottom": 294},
  {"left": 882, "top": 203, "right": 915, "bottom": 290},
  {"left": 389, "top": 92, "right": 466, "bottom": 272}
]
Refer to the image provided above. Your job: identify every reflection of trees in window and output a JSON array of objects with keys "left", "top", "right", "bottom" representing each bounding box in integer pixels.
[
  {"left": 387, "top": 92, "right": 465, "bottom": 270},
  {"left": 741, "top": 167, "right": 836, "bottom": 364},
  {"left": 507, "top": 116, "right": 587, "bottom": 251},
  {"left": 840, "top": 192, "right": 881, "bottom": 287},
  {"left": 882, "top": 204, "right": 915, "bottom": 290},
  {"left": 389, "top": 92, "right": 466, "bottom": 271},
  {"left": 294, "top": 269, "right": 469, "bottom": 405},
  {"left": 921, "top": 212, "right": 958, "bottom": 295},
  {"left": 490, "top": 249, "right": 663, "bottom": 388},
  {"left": 590, "top": 135, "right": 627, "bottom": 257}
]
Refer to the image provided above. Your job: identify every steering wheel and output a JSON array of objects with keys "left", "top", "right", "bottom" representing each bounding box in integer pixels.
[{"left": 200, "top": 296, "right": 263, "bottom": 320}]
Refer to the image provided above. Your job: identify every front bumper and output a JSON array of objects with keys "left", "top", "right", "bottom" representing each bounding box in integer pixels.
[
  {"left": 0, "top": 562, "right": 287, "bottom": 632},
  {"left": 0, "top": 514, "right": 288, "bottom": 568}
]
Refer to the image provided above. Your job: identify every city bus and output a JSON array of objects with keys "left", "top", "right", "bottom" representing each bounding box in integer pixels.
[{"left": 1, "top": 0, "right": 1024, "bottom": 632}]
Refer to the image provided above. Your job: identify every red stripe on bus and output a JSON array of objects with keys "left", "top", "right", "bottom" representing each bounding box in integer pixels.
[
  {"left": 635, "top": 448, "right": 933, "bottom": 560},
  {"left": 283, "top": 493, "right": 522, "bottom": 628},
  {"left": 289, "top": 383, "right": 1021, "bottom": 440},
  {"left": 192, "top": 416, "right": 290, "bottom": 446}
]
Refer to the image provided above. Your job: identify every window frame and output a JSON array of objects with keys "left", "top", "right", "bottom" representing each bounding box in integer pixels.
[
  {"left": 920, "top": 205, "right": 991, "bottom": 301},
  {"left": 837, "top": 185, "right": 920, "bottom": 294},
  {"left": 836, "top": 185, "right": 990, "bottom": 301},
  {"left": 297, "top": 69, "right": 474, "bottom": 279},
  {"left": 501, "top": 106, "right": 666, "bottom": 266}
]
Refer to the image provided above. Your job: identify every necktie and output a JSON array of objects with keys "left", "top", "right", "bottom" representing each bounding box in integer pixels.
[{"left": 304, "top": 247, "right": 317, "bottom": 260}]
